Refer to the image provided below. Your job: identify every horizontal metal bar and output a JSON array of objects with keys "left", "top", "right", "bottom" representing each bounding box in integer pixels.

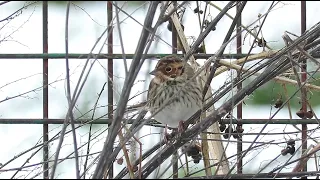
[
  {"left": 0, "top": 118, "right": 318, "bottom": 125},
  {"left": 1, "top": 53, "right": 320, "bottom": 60},
  {"left": 0, "top": 53, "right": 250, "bottom": 59},
  {"left": 0, "top": 118, "right": 158, "bottom": 125},
  {"left": 183, "top": 170, "right": 320, "bottom": 179},
  {"left": 222, "top": 118, "right": 320, "bottom": 125}
]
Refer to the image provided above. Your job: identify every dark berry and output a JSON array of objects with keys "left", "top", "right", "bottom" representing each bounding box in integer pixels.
[
  {"left": 296, "top": 109, "right": 305, "bottom": 118},
  {"left": 274, "top": 98, "right": 283, "bottom": 108},
  {"left": 289, "top": 146, "right": 295, "bottom": 155},
  {"left": 281, "top": 148, "right": 288, "bottom": 156},
  {"left": 305, "top": 110, "right": 314, "bottom": 119},
  {"left": 287, "top": 139, "right": 295, "bottom": 146},
  {"left": 219, "top": 124, "right": 226, "bottom": 132}
]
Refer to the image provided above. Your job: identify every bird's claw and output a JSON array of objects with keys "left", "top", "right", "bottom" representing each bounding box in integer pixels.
[
  {"left": 178, "top": 121, "right": 185, "bottom": 133},
  {"left": 163, "top": 121, "right": 185, "bottom": 144}
]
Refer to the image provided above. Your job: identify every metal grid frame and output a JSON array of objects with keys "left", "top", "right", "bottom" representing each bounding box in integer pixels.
[{"left": 0, "top": 1, "right": 315, "bottom": 179}]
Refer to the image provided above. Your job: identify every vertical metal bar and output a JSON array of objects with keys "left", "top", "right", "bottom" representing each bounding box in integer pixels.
[
  {"left": 300, "top": 0, "right": 307, "bottom": 175},
  {"left": 42, "top": 1, "right": 49, "bottom": 179},
  {"left": 107, "top": 1, "right": 114, "bottom": 179},
  {"left": 172, "top": 2, "right": 178, "bottom": 179},
  {"left": 236, "top": 3, "right": 243, "bottom": 174},
  {"left": 236, "top": 2, "right": 242, "bottom": 174}
]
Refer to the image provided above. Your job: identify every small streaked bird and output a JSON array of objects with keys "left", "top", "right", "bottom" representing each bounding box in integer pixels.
[{"left": 147, "top": 55, "right": 202, "bottom": 141}]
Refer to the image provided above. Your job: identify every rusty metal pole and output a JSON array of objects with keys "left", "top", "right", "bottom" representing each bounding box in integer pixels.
[
  {"left": 1, "top": 118, "right": 320, "bottom": 125},
  {"left": 236, "top": 3, "right": 243, "bottom": 174},
  {"left": 42, "top": 1, "right": 49, "bottom": 179},
  {"left": 107, "top": 1, "right": 114, "bottom": 179},
  {"left": 300, "top": 1, "right": 307, "bottom": 176},
  {"left": 171, "top": 2, "right": 179, "bottom": 178},
  {"left": 0, "top": 53, "right": 252, "bottom": 59}
]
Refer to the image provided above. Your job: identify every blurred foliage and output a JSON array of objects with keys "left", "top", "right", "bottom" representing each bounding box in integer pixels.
[
  {"left": 246, "top": 73, "right": 320, "bottom": 108},
  {"left": 243, "top": 37, "right": 320, "bottom": 108}
]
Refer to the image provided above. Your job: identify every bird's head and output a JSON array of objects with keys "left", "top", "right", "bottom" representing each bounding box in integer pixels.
[{"left": 150, "top": 55, "right": 193, "bottom": 83}]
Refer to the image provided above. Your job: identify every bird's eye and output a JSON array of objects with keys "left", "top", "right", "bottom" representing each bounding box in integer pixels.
[
  {"left": 165, "top": 67, "right": 172, "bottom": 72},
  {"left": 177, "top": 66, "right": 183, "bottom": 70}
]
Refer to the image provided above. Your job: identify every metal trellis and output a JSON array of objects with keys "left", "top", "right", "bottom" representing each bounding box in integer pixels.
[{"left": 0, "top": 1, "right": 315, "bottom": 179}]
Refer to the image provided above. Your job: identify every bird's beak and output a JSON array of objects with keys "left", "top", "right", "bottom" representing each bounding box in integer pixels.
[{"left": 149, "top": 69, "right": 157, "bottom": 75}]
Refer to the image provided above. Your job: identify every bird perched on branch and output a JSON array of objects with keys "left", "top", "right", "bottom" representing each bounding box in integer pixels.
[{"left": 147, "top": 55, "right": 202, "bottom": 142}]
